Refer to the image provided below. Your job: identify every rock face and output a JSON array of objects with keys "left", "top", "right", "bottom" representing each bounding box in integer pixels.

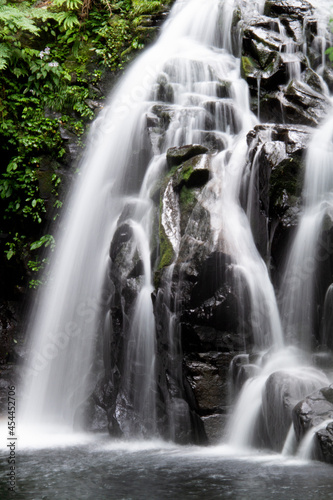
[
  {"left": 293, "top": 386, "right": 333, "bottom": 463},
  {"left": 259, "top": 370, "right": 326, "bottom": 451},
  {"left": 244, "top": 123, "right": 310, "bottom": 263}
]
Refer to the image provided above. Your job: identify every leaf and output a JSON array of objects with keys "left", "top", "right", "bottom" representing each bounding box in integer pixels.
[
  {"left": 6, "top": 249, "right": 14, "bottom": 260},
  {"left": 0, "top": 43, "right": 11, "bottom": 70},
  {"left": 0, "top": 3, "right": 40, "bottom": 35},
  {"left": 54, "top": 11, "right": 80, "bottom": 29}
]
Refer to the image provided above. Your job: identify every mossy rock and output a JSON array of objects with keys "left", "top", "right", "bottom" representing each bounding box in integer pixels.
[
  {"left": 251, "top": 40, "right": 278, "bottom": 69},
  {"left": 158, "top": 219, "right": 174, "bottom": 270},
  {"left": 173, "top": 155, "right": 210, "bottom": 191},
  {"left": 241, "top": 56, "right": 260, "bottom": 79},
  {"left": 166, "top": 144, "right": 208, "bottom": 168},
  {"left": 269, "top": 156, "right": 303, "bottom": 213},
  {"left": 179, "top": 186, "right": 199, "bottom": 236}
]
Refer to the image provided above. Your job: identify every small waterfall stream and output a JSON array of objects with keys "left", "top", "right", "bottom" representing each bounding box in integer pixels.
[{"left": 19, "top": 0, "right": 333, "bottom": 463}]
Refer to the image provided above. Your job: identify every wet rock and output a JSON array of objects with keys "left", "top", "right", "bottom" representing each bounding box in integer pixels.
[
  {"left": 113, "top": 391, "right": 145, "bottom": 437},
  {"left": 320, "top": 284, "right": 333, "bottom": 350},
  {"left": 181, "top": 325, "right": 245, "bottom": 354},
  {"left": 293, "top": 385, "right": 333, "bottom": 463},
  {"left": 236, "top": 363, "right": 260, "bottom": 392},
  {"left": 166, "top": 144, "right": 209, "bottom": 168},
  {"left": 150, "top": 104, "right": 174, "bottom": 132},
  {"left": 204, "top": 100, "right": 242, "bottom": 134},
  {"left": 198, "top": 131, "right": 228, "bottom": 152},
  {"left": 261, "top": 370, "right": 323, "bottom": 451},
  {"left": 316, "top": 421, "right": 333, "bottom": 464},
  {"left": 184, "top": 358, "right": 224, "bottom": 413},
  {"left": 184, "top": 351, "right": 234, "bottom": 427},
  {"left": 74, "top": 396, "right": 108, "bottom": 433},
  {"left": 323, "top": 66, "right": 333, "bottom": 93},
  {"left": 185, "top": 284, "right": 240, "bottom": 333},
  {"left": 241, "top": 52, "right": 287, "bottom": 90},
  {"left": 229, "top": 353, "right": 249, "bottom": 388},
  {"left": 152, "top": 73, "right": 174, "bottom": 103},
  {"left": 216, "top": 80, "right": 233, "bottom": 98},
  {"left": 302, "top": 68, "right": 328, "bottom": 94},
  {"left": 173, "top": 155, "right": 210, "bottom": 191},
  {"left": 245, "top": 124, "right": 310, "bottom": 271},
  {"left": 110, "top": 223, "right": 133, "bottom": 262},
  {"left": 293, "top": 386, "right": 333, "bottom": 438},
  {"left": 201, "top": 414, "right": 226, "bottom": 443},
  {"left": 168, "top": 397, "right": 206, "bottom": 444},
  {"left": 0, "top": 365, "right": 18, "bottom": 417},
  {"left": 264, "top": 0, "right": 313, "bottom": 19},
  {"left": 260, "top": 81, "right": 331, "bottom": 127}
]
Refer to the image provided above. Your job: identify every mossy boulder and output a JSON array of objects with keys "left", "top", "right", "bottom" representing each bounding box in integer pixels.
[
  {"left": 173, "top": 155, "right": 210, "bottom": 191},
  {"left": 241, "top": 56, "right": 260, "bottom": 79},
  {"left": 269, "top": 156, "right": 304, "bottom": 218},
  {"left": 157, "top": 152, "right": 212, "bottom": 272},
  {"left": 166, "top": 144, "right": 208, "bottom": 168}
]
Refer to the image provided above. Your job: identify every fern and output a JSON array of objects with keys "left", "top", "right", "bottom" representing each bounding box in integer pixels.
[
  {"left": 131, "top": 0, "right": 163, "bottom": 17},
  {"left": 54, "top": 11, "right": 80, "bottom": 28},
  {"left": 52, "top": 0, "right": 83, "bottom": 11},
  {"left": 0, "top": 42, "right": 11, "bottom": 69},
  {"left": 0, "top": 2, "right": 40, "bottom": 35}
]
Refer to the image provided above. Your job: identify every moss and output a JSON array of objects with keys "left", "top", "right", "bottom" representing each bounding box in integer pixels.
[
  {"left": 173, "top": 155, "right": 210, "bottom": 190},
  {"left": 241, "top": 56, "right": 260, "bottom": 79},
  {"left": 180, "top": 162, "right": 194, "bottom": 182},
  {"left": 158, "top": 221, "right": 174, "bottom": 269},
  {"left": 269, "top": 157, "right": 304, "bottom": 211},
  {"left": 179, "top": 186, "right": 198, "bottom": 235},
  {"left": 179, "top": 185, "right": 196, "bottom": 208}
]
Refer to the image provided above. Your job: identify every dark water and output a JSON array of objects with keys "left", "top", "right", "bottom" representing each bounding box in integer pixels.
[{"left": 1, "top": 436, "right": 333, "bottom": 499}]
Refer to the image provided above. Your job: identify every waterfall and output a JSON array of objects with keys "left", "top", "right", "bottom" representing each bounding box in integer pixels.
[
  {"left": 19, "top": 0, "right": 333, "bottom": 460},
  {"left": 20, "top": 0, "right": 250, "bottom": 433}
]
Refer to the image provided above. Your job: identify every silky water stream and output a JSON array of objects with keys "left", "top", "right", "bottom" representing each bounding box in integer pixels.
[{"left": 2, "top": 0, "right": 333, "bottom": 497}]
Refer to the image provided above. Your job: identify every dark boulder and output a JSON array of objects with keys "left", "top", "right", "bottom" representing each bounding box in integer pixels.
[
  {"left": 261, "top": 370, "right": 324, "bottom": 451},
  {"left": 293, "top": 385, "right": 333, "bottom": 463},
  {"left": 260, "top": 81, "right": 331, "bottom": 127},
  {"left": 166, "top": 144, "right": 209, "bottom": 168},
  {"left": 264, "top": 0, "right": 313, "bottom": 19}
]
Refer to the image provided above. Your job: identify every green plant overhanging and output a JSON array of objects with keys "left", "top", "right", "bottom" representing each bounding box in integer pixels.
[{"left": 0, "top": 0, "right": 173, "bottom": 291}]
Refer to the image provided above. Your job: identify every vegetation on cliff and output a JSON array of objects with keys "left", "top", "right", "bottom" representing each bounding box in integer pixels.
[{"left": 0, "top": 0, "right": 172, "bottom": 298}]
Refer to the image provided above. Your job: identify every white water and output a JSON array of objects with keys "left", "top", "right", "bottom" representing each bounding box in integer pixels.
[
  {"left": 20, "top": 0, "right": 252, "bottom": 432},
  {"left": 227, "top": 347, "right": 328, "bottom": 450},
  {"left": 17, "top": 0, "right": 333, "bottom": 464}
]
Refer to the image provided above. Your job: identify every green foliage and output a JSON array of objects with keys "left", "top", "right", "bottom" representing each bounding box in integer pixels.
[
  {"left": 86, "top": 0, "right": 172, "bottom": 69},
  {"left": 0, "top": 0, "right": 172, "bottom": 292},
  {"left": 326, "top": 18, "right": 333, "bottom": 62},
  {"left": 326, "top": 46, "right": 333, "bottom": 62},
  {"left": 158, "top": 223, "right": 174, "bottom": 270}
]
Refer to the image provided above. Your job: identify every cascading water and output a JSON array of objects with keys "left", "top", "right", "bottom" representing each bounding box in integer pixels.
[
  {"left": 18, "top": 0, "right": 333, "bottom": 465},
  {"left": 20, "top": 0, "right": 254, "bottom": 435}
]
